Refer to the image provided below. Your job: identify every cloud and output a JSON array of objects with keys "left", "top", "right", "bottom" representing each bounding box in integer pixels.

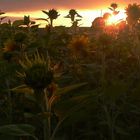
[{"left": 0, "top": 0, "right": 139, "bottom": 12}]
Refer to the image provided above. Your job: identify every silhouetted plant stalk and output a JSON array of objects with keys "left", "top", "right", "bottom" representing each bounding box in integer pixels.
[
  {"left": 64, "top": 9, "right": 82, "bottom": 33},
  {"left": 101, "top": 47, "right": 106, "bottom": 91},
  {"left": 29, "top": 88, "right": 50, "bottom": 140},
  {"left": 98, "top": 34, "right": 109, "bottom": 91},
  {"left": 17, "top": 52, "right": 53, "bottom": 140},
  {"left": 17, "top": 51, "right": 88, "bottom": 140},
  {"left": 103, "top": 105, "right": 116, "bottom": 140},
  {"left": 6, "top": 79, "right": 13, "bottom": 123},
  {"left": 35, "top": 89, "right": 51, "bottom": 140}
]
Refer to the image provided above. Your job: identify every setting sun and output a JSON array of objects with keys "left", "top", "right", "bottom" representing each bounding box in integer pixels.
[{"left": 106, "top": 11, "right": 126, "bottom": 25}]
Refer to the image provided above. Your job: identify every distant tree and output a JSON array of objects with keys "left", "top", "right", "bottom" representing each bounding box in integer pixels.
[
  {"left": 41, "top": 9, "right": 60, "bottom": 27},
  {"left": 126, "top": 3, "right": 140, "bottom": 26},
  {"left": 64, "top": 9, "right": 82, "bottom": 27},
  {"left": 109, "top": 3, "right": 119, "bottom": 15}
]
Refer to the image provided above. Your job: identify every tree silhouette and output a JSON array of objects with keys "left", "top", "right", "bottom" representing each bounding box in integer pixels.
[{"left": 41, "top": 9, "right": 60, "bottom": 27}]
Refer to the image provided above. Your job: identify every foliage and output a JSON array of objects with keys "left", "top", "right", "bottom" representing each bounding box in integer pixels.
[
  {"left": 41, "top": 9, "right": 60, "bottom": 27},
  {"left": 65, "top": 9, "right": 82, "bottom": 27},
  {"left": 1, "top": 3, "right": 140, "bottom": 140},
  {"left": 126, "top": 3, "right": 140, "bottom": 25},
  {"left": 109, "top": 3, "right": 119, "bottom": 15}
]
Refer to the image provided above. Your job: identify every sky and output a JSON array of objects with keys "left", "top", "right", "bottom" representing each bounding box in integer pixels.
[{"left": 0, "top": 0, "right": 139, "bottom": 27}]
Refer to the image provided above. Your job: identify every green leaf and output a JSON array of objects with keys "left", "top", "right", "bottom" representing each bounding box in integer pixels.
[
  {"left": 55, "top": 82, "right": 87, "bottom": 96},
  {"left": 24, "top": 93, "right": 37, "bottom": 102},
  {"left": 12, "top": 20, "right": 24, "bottom": 27},
  {"left": 11, "top": 85, "right": 33, "bottom": 94},
  {"left": 24, "top": 112, "right": 35, "bottom": 118},
  {"left": 36, "top": 18, "right": 49, "bottom": 22},
  {"left": 0, "top": 124, "right": 38, "bottom": 140},
  {"left": 109, "top": 7, "right": 114, "bottom": 11},
  {"left": 31, "top": 24, "right": 39, "bottom": 29},
  {"left": 115, "top": 126, "right": 129, "bottom": 135},
  {"left": 54, "top": 94, "right": 92, "bottom": 120},
  {"left": 30, "top": 21, "right": 36, "bottom": 24},
  {"left": 37, "top": 112, "right": 52, "bottom": 120},
  {"left": 64, "top": 15, "right": 71, "bottom": 18},
  {"left": 42, "top": 10, "right": 49, "bottom": 15}
]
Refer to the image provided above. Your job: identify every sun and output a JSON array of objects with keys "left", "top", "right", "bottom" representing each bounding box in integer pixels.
[
  {"left": 107, "top": 15, "right": 118, "bottom": 25},
  {"left": 106, "top": 11, "right": 126, "bottom": 25}
]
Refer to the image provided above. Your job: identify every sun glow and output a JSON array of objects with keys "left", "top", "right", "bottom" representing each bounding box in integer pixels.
[
  {"left": 5, "top": 10, "right": 103, "bottom": 27},
  {"left": 106, "top": 11, "right": 126, "bottom": 25},
  {"left": 5, "top": 9, "right": 127, "bottom": 27}
]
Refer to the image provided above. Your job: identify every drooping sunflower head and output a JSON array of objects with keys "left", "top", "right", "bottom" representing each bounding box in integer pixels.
[{"left": 18, "top": 52, "right": 53, "bottom": 90}]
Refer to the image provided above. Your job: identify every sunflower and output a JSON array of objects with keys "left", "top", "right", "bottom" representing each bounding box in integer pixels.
[
  {"left": 2, "top": 39, "right": 19, "bottom": 61},
  {"left": 17, "top": 52, "right": 53, "bottom": 91},
  {"left": 3, "top": 39, "right": 18, "bottom": 52},
  {"left": 68, "top": 35, "right": 89, "bottom": 57}
]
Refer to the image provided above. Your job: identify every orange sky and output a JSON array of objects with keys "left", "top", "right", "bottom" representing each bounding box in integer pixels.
[
  {"left": 0, "top": 0, "right": 136, "bottom": 27},
  {"left": 5, "top": 9, "right": 126, "bottom": 27}
]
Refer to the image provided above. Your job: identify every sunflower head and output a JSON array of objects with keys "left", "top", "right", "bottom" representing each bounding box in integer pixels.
[
  {"left": 68, "top": 35, "right": 89, "bottom": 57},
  {"left": 18, "top": 52, "right": 53, "bottom": 90},
  {"left": 3, "top": 39, "right": 18, "bottom": 52},
  {"left": 2, "top": 39, "right": 19, "bottom": 61}
]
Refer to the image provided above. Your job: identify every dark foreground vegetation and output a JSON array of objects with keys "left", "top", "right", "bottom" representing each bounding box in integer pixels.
[{"left": 1, "top": 3, "right": 140, "bottom": 140}]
